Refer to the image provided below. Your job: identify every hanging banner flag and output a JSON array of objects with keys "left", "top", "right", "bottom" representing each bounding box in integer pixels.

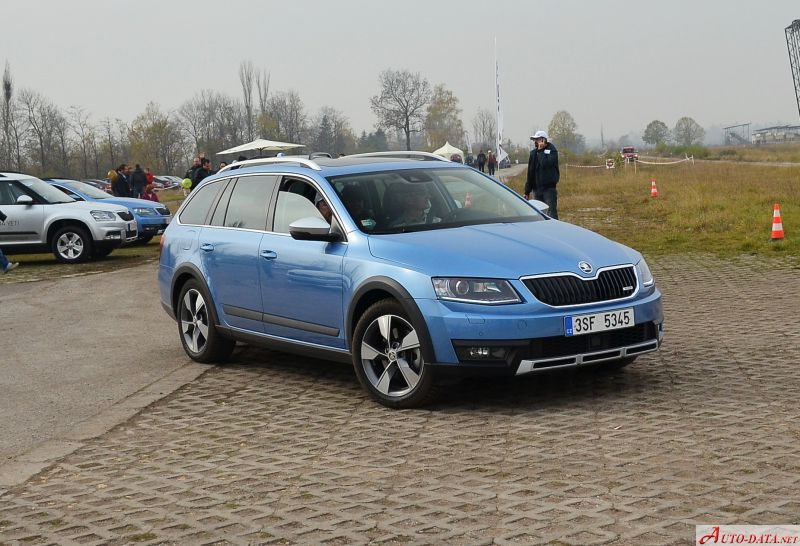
[{"left": 495, "top": 37, "right": 509, "bottom": 166}]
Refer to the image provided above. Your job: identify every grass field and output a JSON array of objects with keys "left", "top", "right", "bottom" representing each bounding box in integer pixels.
[
  {"left": 505, "top": 161, "right": 799, "bottom": 263},
  {"left": 3, "top": 163, "right": 798, "bottom": 284}
]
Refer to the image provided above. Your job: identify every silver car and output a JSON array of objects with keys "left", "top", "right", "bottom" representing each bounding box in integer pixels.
[{"left": 0, "top": 172, "right": 137, "bottom": 262}]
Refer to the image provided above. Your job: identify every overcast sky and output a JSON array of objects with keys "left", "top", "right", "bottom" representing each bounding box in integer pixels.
[{"left": 3, "top": 1, "right": 798, "bottom": 146}]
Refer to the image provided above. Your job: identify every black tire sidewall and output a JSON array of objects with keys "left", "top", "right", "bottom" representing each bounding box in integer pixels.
[
  {"left": 352, "top": 299, "right": 435, "bottom": 408},
  {"left": 51, "top": 225, "right": 93, "bottom": 263}
]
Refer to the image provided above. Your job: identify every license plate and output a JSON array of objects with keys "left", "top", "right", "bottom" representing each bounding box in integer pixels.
[{"left": 565, "top": 308, "right": 634, "bottom": 336}]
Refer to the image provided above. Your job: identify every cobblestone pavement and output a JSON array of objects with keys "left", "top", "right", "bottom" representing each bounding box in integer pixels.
[{"left": 1, "top": 256, "right": 799, "bottom": 545}]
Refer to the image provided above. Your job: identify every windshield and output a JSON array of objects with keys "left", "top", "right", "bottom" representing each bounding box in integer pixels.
[
  {"left": 20, "top": 177, "right": 75, "bottom": 204},
  {"left": 63, "top": 180, "right": 112, "bottom": 199},
  {"left": 622, "top": 147, "right": 635, "bottom": 153},
  {"left": 328, "top": 167, "right": 544, "bottom": 234}
]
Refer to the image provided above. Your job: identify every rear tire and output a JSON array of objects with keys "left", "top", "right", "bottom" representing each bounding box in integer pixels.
[
  {"left": 176, "top": 279, "right": 235, "bottom": 363},
  {"left": 352, "top": 299, "right": 437, "bottom": 408},
  {"left": 51, "top": 225, "right": 93, "bottom": 263}
]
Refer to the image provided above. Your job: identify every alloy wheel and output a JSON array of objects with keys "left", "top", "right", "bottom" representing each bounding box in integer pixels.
[
  {"left": 360, "top": 313, "right": 423, "bottom": 398},
  {"left": 180, "top": 288, "right": 209, "bottom": 354},
  {"left": 56, "top": 232, "right": 85, "bottom": 260}
]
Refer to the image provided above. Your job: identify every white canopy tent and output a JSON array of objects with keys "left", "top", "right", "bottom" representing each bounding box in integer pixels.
[
  {"left": 432, "top": 142, "right": 464, "bottom": 160},
  {"left": 216, "top": 139, "right": 305, "bottom": 157}
]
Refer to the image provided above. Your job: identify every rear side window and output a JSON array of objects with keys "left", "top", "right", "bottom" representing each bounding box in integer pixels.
[
  {"left": 221, "top": 175, "right": 277, "bottom": 231},
  {"left": 179, "top": 180, "right": 223, "bottom": 225}
]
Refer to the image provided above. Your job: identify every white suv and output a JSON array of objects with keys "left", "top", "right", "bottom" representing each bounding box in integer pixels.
[{"left": 0, "top": 172, "right": 138, "bottom": 263}]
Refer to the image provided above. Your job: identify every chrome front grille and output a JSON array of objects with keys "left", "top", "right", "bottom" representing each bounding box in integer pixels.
[
  {"left": 523, "top": 266, "right": 637, "bottom": 306},
  {"left": 156, "top": 207, "right": 171, "bottom": 216}
]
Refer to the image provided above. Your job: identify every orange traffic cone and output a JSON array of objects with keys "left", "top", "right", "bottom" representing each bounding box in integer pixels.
[
  {"left": 771, "top": 203, "right": 785, "bottom": 241},
  {"left": 650, "top": 179, "right": 658, "bottom": 198},
  {"left": 464, "top": 192, "right": 473, "bottom": 208}
]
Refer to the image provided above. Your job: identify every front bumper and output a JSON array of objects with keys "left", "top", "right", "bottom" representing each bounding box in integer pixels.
[
  {"left": 94, "top": 220, "right": 138, "bottom": 246},
  {"left": 137, "top": 217, "right": 171, "bottom": 237},
  {"left": 417, "top": 288, "right": 664, "bottom": 376}
]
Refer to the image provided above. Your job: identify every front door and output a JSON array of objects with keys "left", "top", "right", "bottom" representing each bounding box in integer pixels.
[{"left": 259, "top": 179, "right": 346, "bottom": 348}]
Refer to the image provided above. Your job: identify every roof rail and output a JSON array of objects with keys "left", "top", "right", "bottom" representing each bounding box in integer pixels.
[
  {"left": 345, "top": 151, "right": 450, "bottom": 162},
  {"left": 218, "top": 157, "right": 322, "bottom": 173}
]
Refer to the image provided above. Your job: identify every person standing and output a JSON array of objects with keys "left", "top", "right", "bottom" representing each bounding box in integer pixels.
[
  {"left": 184, "top": 156, "right": 201, "bottom": 180},
  {"left": 112, "top": 164, "right": 131, "bottom": 197},
  {"left": 524, "top": 130, "right": 560, "bottom": 220},
  {"left": 130, "top": 164, "right": 148, "bottom": 199},
  {"left": 487, "top": 150, "right": 497, "bottom": 176},
  {"left": 191, "top": 158, "right": 213, "bottom": 190},
  {"left": 145, "top": 167, "right": 155, "bottom": 186},
  {"left": 0, "top": 209, "right": 19, "bottom": 273},
  {"left": 476, "top": 149, "right": 487, "bottom": 172}
]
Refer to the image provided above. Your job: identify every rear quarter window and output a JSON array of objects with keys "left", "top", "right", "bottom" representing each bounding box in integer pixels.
[{"left": 179, "top": 180, "right": 224, "bottom": 225}]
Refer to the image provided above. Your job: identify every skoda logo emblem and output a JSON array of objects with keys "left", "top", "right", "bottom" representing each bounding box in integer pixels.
[{"left": 578, "top": 261, "right": 593, "bottom": 274}]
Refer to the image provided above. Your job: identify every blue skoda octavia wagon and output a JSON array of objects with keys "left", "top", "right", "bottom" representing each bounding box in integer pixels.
[{"left": 158, "top": 153, "right": 663, "bottom": 408}]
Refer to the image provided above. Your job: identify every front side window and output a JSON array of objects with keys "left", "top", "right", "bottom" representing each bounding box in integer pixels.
[
  {"left": 179, "top": 180, "right": 224, "bottom": 225},
  {"left": 328, "top": 167, "right": 543, "bottom": 234},
  {"left": 272, "top": 179, "right": 327, "bottom": 234}
]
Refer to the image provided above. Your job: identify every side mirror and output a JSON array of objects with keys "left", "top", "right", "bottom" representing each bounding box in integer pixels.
[
  {"left": 289, "top": 216, "right": 341, "bottom": 242},
  {"left": 527, "top": 199, "right": 550, "bottom": 214},
  {"left": 16, "top": 195, "right": 34, "bottom": 205}
]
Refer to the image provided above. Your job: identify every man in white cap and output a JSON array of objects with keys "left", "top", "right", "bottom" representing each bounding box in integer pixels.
[{"left": 524, "top": 130, "right": 560, "bottom": 219}]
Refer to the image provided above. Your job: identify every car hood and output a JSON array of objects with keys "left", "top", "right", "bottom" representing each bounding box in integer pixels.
[
  {"left": 366, "top": 220, "right": 640, "bottom": 278},
  {"left": 102, "top": 197, "right": 164, "bottom": 209},
  {"left": 59, "top": 201, "right": 129, "bottom": 214}
]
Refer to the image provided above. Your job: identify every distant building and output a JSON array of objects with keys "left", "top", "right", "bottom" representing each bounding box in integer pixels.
[{"left": 751, "top": 125, "right": 800, "bottom": 145}]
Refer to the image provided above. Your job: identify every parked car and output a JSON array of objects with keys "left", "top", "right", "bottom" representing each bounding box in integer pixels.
[
  {"left": 82, "top": 179, "right": 112, "bottom": 193},
  {"left": 0, "top": 171, "right": 137, "bottom": 262},
  {"left": 158, "top": 153, "right": 663, "bottom": 408},
  {"left": 46, "top": 179, "right": 172, "bottom": 244},
  {"left": 154, "top": 176, "right": 182, "bottom": 190}
]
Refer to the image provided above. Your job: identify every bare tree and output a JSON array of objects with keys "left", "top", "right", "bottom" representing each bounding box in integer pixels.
[
  {"left": 471, "top": 108, "right": 496, "bottom": 150},
  {"left": 256, "top": 68, "right": 270, "bottom": 118},
  {"left": 267, "top": 90, "right": 307, "bottom": 144},
  {"left": 2, "top": 61, "right": 12, "bottom": 167},
  {"left": 239, "top": 60, "right": 255, "bottom": 141},
  {"left": 100, "top": 117, "right": 116, "bottom": 168},
  {"left": 19, "top": 89, "right": 59, "bottom": 174},
  {"left": 370, "top": 69, "right": 432, "bottom": 150},
  {"left": 69, "top": 106, "right": 94, "bottom": 178}
]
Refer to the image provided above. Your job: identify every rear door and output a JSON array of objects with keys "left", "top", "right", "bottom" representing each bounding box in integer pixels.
[{"left": 198, "top": 174, "right": 278, "bottom": 333}]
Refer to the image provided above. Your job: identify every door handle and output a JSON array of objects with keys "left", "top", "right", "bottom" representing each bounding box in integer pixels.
[
  {"left": 200, "top": 243, "right": 214, "bottom": 252},
  {"left": 260, "top": 250, "right": 278, "bottom": 260}
]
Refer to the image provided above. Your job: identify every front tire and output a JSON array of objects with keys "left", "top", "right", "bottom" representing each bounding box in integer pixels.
[
  {"left": 51, "top": 225, "right": 93, "bottom": 263},
  {"left": 177, "top": 279, "right": 235, "bottom": 363},
  {"left": 352, "top": 299, "right": 436, "bottom": 408}
]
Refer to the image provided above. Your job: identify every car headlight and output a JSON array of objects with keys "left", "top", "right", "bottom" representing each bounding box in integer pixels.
[
  {"left": 133, "top": 207, "right": 158, "bottom": 216},
  {"left": 432, "top": 278, "right": 521, "bottom": 304},
  {"left": 636, "top": 258, "right": 655, "bottom": 287},
  {"left": 90, "top": 210, "right": 117, "bottom": 221}
]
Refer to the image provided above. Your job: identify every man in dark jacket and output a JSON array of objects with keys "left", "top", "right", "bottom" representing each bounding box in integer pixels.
[
  {"left": 191, "top": 158, "right": 213, "bottom": 190},
  {"left": 111, "top": 164, "right": 131, "bottom": 197},
  {"left": 476, "top": 149, "right": 487, "bottom": 172},
  {"left": 130, "top": 164, "right": 148, "bottom": 198},
  {"left": 524, "top": 130, "right": 560, "bottom": 219}
]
